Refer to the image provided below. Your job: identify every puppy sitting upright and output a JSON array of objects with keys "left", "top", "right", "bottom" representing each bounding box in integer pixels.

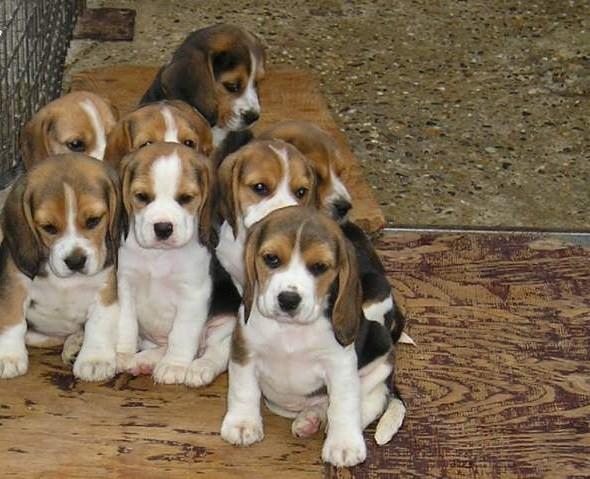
[
  {"left": 0, "top": 155, "right": 122, "bottom": 380},
  {"left": 20, "top": 91, "right": 118, "bottom": 168},
  {"left": 116, "top": 143, "right": 216, "bottom": 385},
  {"left": 140, "top": 24, "right": 266, "bottom": 146},
  {"left": 221, "top": 207, "right": 405, "bottom": 467}
]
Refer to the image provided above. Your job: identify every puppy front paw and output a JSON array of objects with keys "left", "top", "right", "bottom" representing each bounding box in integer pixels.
[
  {"left": 185, "top": 357, "right": 223, "bottom": 388},
  {"left": 152, "top": 359, "right": 189, "bottom": 384},
  {"left": 73, "top": 351, "right": 116, "bottom": 382},
  {"left": 322, "top": 431, "right": 367, "bottom": 467},
  {"left": 221, "top": 414, "right": 264, "bottom": 446},
  {"left": 61, "top": 331, "right": 84, "bottom": 365},
  {"left": 0, "top": 350, "right": 28, "bottom": 379}
]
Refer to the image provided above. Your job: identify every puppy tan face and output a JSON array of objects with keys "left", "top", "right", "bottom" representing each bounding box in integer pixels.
[
  {"left": 104, "top": 100, "right": 213, "bottom": 169},
  {"left": 259, "top": 121, "right": 352, "bottom": 222},
  {"left": 120, "top": 143, "right": 213, "bottom": 249},
  {"left": 2, "top": 155, "right": 121, "bottom": 278},
  {"left": 218, "top": 140, "right": 318, "bottom": 235},
  {"left": 243, "top": 207, "right": 361, "bottom": 345},
  {"left": 20, "top": 91, "right": 118, "bottom": 169}
]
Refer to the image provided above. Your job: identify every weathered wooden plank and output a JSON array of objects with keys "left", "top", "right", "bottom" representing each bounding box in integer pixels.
[{"left": 73, "top": 8, "right": 136, "bottom": 42}]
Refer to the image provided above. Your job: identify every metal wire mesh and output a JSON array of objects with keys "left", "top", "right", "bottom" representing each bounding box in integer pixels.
[{"left": 0, "top": 0, "right": 78, "bottom": 187}]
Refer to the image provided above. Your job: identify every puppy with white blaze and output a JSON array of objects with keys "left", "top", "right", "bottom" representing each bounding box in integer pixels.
[
  {"left": 221, "top": 207, "right": 406, "bottom": 468},
  {"left": 115, "top": 142, "right": 221, "bottom": 385},
  {"left": 0, "top": 155, "right": 122, "bottom": 381}
]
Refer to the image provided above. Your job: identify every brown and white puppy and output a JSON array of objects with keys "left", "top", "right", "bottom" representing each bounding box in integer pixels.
[
  {"left": 104, "top": 100, "right": 213, "bottom": 170},
  {"left": 140, "top": 24, "right": 266, "bottom": 146},
  {"left": 116, "top": 142, "right": 228, "bottom": 386},
  {"left": 0, "top": 155, "right": 122, "bottom": 381},
  {"left": 258, "top": 120, "right": 352, "bottom": 222},
  {"left": 20, "top": 91, "right": 118, "bottom": 168},
  {"left": 215, "top": 139, "right": 318, "bottom": 290},
  {"left": 221, "top": 207, "right": 406, "bottom": 467},
  {"left": 258, "top": 120, "right": 412, "bottom": 344}
]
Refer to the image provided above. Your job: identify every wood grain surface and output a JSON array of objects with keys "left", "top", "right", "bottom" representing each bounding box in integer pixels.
[
  {"left": 69, "top": 65, "right": 386, "bottom": 233},
  {"left": 1, "top": 233, "right": 588, "bottom": 478}
]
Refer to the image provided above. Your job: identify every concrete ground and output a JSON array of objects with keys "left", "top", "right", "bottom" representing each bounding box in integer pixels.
[{"left": 64, "top": 0, "right": 590, "bottom": 230}]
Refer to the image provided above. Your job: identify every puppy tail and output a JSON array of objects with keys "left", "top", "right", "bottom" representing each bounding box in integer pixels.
[{"left": 211, "top": 129, "right": 254, "bottom": 169}]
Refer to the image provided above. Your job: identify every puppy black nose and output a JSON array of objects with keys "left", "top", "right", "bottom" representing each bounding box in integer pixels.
[
  {"left": 65, "top": 253, "right": 87, "bottom": 272},
  {"left": 278, "top": 291, "right": 301, "bottom": 313},
  {"left": 154, "top": 222, "right": 174, "bottom": 240},
  {"left": 333, "top": 199, "right": 352, "bottom": 219},
  {"left": 241, "top": 110, "right": 259, "bottom": 126}
]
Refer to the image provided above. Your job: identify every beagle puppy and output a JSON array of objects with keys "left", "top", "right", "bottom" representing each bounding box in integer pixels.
[
  {"left": 0, "top": 155, "right": 122, "bottom": 381},
  {"left": 140, "top": 24, "right": 266, "bottom": 146},
  {"left": 258, "top": 120, "right": 412, "bottom": 344},
  {"left": 104, "top": 100, "right": 213, "bottom": 169},
  {"left": 20, "top": 91, "right": 118, "bottom": 168},
  {"left": 258, "top": 120, "right": 352, "bottom": 222},
  {"left": 215, "top": 139, "right": 318, "bottom": 291},
  {"left": 221, "top": 207, "right": 406, "bottom": 467},
  {"left": 116, "top": 142, "right": 226, "bottom": 386}
]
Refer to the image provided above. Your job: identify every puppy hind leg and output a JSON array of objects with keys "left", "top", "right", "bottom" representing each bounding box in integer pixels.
[
  {"left": 61, "top": 330, "right": 85, "bottom": 365},
  {"left": 361, "top": 382, "right": 390, "bottom": 430},
  {"left": 374, "top": 395, "right": 406, "bottom": 446},
  {"left": 26, "top": 330, "right": 66, "bottom": 348},
  {"left": 291, "top": 403, "right": 328, "bottom": 438}
]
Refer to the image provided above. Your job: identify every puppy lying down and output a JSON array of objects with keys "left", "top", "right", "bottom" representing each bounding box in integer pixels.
[{"left": 221, "top": 206, "right": 405, "bottom": 468}]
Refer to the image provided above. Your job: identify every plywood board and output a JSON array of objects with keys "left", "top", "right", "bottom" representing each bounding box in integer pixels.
[{"left": 70, "top": 65, "right": 386, "bottom": 233}]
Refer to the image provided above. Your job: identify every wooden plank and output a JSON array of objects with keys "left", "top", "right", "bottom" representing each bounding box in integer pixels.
[
  {"left": 327, "top": 234, "right": 590, "bottom": 478},
  {"left": 73, "top": 8, "right": 136, "bottom": 42},
  {"left": 69, "top": 65, "right": 386, "bottom": 233}
]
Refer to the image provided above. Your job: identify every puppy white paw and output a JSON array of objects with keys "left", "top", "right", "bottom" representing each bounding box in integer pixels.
[
  {"left": 292, "top": 406, "right": 326, "bottom": 438},
  {"left": 153, "top": 359, "right": 188, "bottom": 384},
  {"left": 73, "top": 352, "right": 116, "bottom": 382},
  {"left": 0, "top": 351, "right": 28, "bottom": 379},
  {"left": 221, "top": 415, "right": 264, "bottom": 446},
  {"left": 375, "top": 398, "right": 406, "bottom": 445},
  {"left": 322, "top": 432, "right": 367, "bottom": 467},
  {"left": 61, "top": 331, "right": 84, "bottom": 365},
  {"left": 185, "top": 357, "right": 222, "bottom": 388}
]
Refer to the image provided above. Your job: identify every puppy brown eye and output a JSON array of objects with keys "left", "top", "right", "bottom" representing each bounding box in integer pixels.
[
  {"left": 263, "top": 253, "right": 281, "bottom": 269},
  {"left": 139, "top": 141, "right": 152, "bottom": 148},
  {"left": 67, "top": 140, "right": 86, "bottom": 152},
  {"left": 85, "top": 216, "right": 102, "bottom": 230},
  {"left": 309, "top": 262, "right": 328, "bottom": 276},
  {"left": 224, "top": 82, "right": 240, "bottom": 93},
  {"left": 252, "top": 183, "right": 269, "bottom": 196},
  {"left": 295, "top": 187, "right": 308, "bottom": 199},
  {"left": 177, "top": 194, "right": 194, "bottom": 205},
  {"left": 41, "top": 224, "right": 58, "bottom": 235},
  {"left": 183, "top": 139, "right": 196, "bottom": 149},
  {"left": 135, "top": 192, "right": 151, "bottom": 204}
]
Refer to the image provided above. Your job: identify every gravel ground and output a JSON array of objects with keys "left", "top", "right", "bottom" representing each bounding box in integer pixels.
[{"left": 64, "top": 0, "right": 590, "bottom": 230}]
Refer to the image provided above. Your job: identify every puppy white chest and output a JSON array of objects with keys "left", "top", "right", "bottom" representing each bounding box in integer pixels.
[
  {"left": 216, "top": 221, "right": 246, "bottom": 290},
  {"left": 119, "top": 237, "right": 211, "bottom": 345},
  {"left": 26, "top": 268, "right": 110, "bottom": 337},
  {"left": 245, "top": 311, "right": 341, "bottom": 411}
]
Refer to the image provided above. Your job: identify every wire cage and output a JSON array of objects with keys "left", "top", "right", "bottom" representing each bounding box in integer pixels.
[{"left": 0, "top": 0, "right": 79, "bottom": 187}]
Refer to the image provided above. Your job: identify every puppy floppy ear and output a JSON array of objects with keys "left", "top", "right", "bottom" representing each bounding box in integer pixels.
[
  {"left": 1, "top": 175, "right": 43, "bottom": 278},
  {"left": 242, "top": 221, "right": 264, "bottom": 323},
  {"left": 331, "top": 232, "right": 362, "bottom": 346},
  {"left": 104, "top": 118, "right": 133, "bottom": 170},
  {"left": 194, "top": 158, "right": 216, "bottom": 249},
  {"left": 216, "top": 150, "right": 242, "bottom": 238},
  {"left": 119, "top": 153, "right": 138, "bottom": 239},
  {"left": 161, "top": 54, "right": 218, "bottom": 127},
  {"left": 102, "top": 164, "right": 123, "bottom": 266},
  {"left": 19, "top": 111, "right": 53, "bottom": 170}
]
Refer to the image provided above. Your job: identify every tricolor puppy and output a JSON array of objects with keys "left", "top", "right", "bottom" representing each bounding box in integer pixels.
[
  {"left": 20, "top": 91, "right": 118, "bottom": 168},
  {"left": 258, "top": 120, "right": 352, "bottom": 222},
  {"left": 215, "top": 139, "right": 318, "bottom": 290},
  {"left": 0, "top": 155, "right": 122, "bottom": 381},
  {"left": 221, "top": 207, "right": 406, "bottom": 467},
  {"left": 259, "top": 120, "right": 411, "bottom": 344},
  {"left": 116, "top": 142, "right": 225, "bottom": 386},
  {"left": 104, "top": 100, "right": 213, "bottom": 169},
  {"left": 140, "top": 24, "right": 265, "bottom": 146}
]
